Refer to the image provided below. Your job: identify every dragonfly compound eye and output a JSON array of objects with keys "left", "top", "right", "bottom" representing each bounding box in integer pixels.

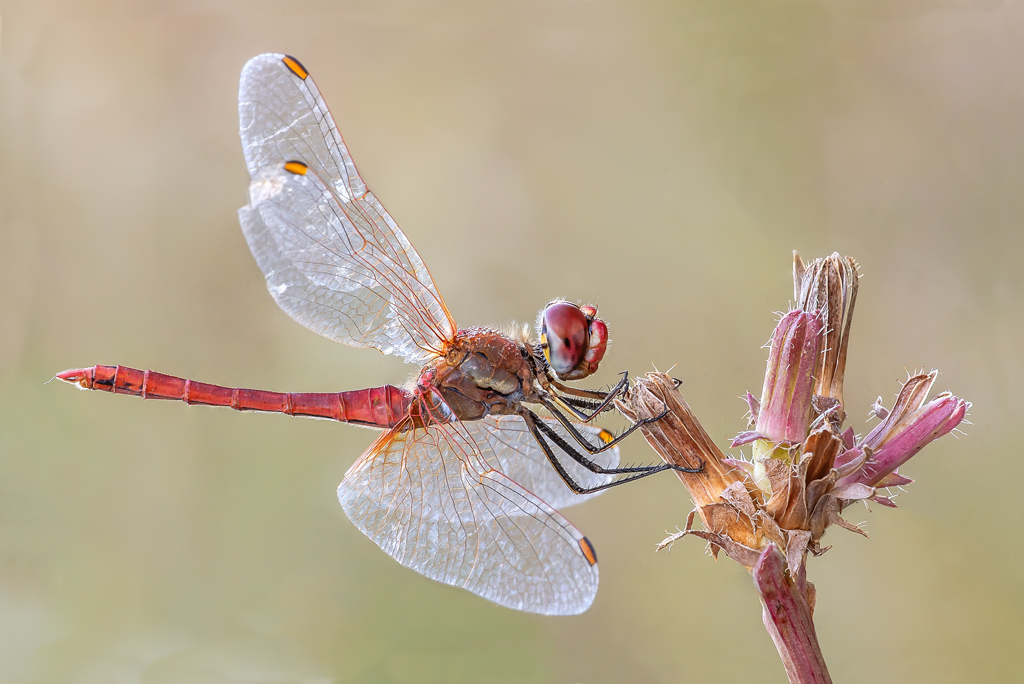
[{"left": 541, "top": 301, "right": 589, "bottom": 377}]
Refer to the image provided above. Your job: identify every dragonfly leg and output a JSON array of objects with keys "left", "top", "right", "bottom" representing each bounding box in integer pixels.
[
  {"left": 527, "top": 410, "right": 659, "bottom": 473},
  {"left": 521, "top": 409, "right": 700, "bottom": 494},
  {"left": 541, "top": 371, "right": 631, "bottom": 423},
  {"left": 536, "top": 392, "right": 681, "bottom": 459},
  {"left": 547, "top": 374, "right": 685, "bottom": 422}
]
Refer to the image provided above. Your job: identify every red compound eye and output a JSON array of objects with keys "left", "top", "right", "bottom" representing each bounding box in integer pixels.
[{"left": 541, "top": 302, "right": 589, "bottom": 376}]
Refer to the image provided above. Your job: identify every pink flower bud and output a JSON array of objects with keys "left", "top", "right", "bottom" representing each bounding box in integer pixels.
[
  {"left": 838, "top": 375, "right": 970, "bottom": 488},
  {"left": 755, "top": 311, "right": 822, "bottom": 444}
]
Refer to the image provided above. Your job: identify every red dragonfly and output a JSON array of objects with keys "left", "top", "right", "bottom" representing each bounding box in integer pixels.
[{"left": 58, "top": 53, "right": 693, "bottom": 615}]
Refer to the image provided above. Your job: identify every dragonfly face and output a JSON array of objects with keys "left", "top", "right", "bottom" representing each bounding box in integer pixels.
[{"left": 538, "top": 300, "right": 609, "bottom": 381}]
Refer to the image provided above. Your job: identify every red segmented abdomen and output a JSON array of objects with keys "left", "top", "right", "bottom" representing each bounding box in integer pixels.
[{"left": 57, "top": 365, "right": 412, "bottom": 428}]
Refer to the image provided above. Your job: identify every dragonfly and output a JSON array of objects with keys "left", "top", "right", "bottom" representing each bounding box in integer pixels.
[{"left": 57, "top": 53, "right": 696, "bottom": 615}]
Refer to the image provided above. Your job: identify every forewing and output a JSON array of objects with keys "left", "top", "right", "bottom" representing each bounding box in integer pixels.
[
  {"left": 338, "top": 416, "right": 599, "bottom": 615},
  {"left": 238, "top": 53, "right": 456, "bottom": 363},
  {"left": 239, "top": 54, "right": 359, "bottom": 196},
  {"left": 468, "top": 415, "right": 619, "bottom": 510},
  {"left": 241, "top": 162, "right": 453, "bottom": 362}
]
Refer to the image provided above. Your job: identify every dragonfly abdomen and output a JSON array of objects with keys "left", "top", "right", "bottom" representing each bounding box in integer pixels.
[{"left": 56, "top": 365, "right": 411, "bottom": 428}]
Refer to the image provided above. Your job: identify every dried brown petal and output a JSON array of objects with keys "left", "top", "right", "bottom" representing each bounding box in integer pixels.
[
  {"left": 688, "top": 529, "right": 763, "bottom": 567},
  {"left": 802, "top": 428, "right": 843, "bottom": 486},
  {"left": 720, "top": 481, "right": 758, "bottom": 520},
  {"left": 787, "top": 530, "right": 812, "bottom": 576}
]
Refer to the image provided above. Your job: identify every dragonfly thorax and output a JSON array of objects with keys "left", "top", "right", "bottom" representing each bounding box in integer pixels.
[{"left": 422, "top": 328, "right": 537, "bottom": 422}]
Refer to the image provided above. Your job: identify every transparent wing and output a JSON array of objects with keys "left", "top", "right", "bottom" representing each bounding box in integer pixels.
[
  {"left": 238, "top": 53, "right": 456, "bottom": 364},
  {"left": 468, "top": 415, "right": 619, "bottom": 510},
  {"left": 240, "top": 162, "right": 454, "bottom": 361},
  {"left": 338, "top": 412, "right": 600, "bottom": 615}
]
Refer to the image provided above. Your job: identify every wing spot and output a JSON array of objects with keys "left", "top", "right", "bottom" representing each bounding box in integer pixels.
[
  {"left": 284, "top": 160, "right": 308, "bottom": 175},
  {"left": 281, "top": 55, "right": 309, "bottom": 79},
  {"left": 578, "top": 537, "right": 598, "bottom": 566}
]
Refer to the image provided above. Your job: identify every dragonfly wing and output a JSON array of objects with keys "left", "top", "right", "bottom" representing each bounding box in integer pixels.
[
  {"left": 239, "top": 54, "right": 360, "bottom": 198},
  {"left": 239, "top": 162, "right": 452, "bottom": 362},
  {"left": 238, "top": 53, "right": 456, "bottom": 364},
  {"left": 468, "top": 416, "right": 619, "bottom": 510},
  {"left": 338, "top": 415, "right": 600, "bottom": 615}
]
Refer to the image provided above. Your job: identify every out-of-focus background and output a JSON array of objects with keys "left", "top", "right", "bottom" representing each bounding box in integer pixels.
[{"left": 2, "top": 1, "right": 1021, "bottom": 682}]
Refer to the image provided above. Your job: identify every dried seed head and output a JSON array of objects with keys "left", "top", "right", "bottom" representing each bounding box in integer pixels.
[{"left": 793, "top": 252, "right": 859, "bottom": 421}]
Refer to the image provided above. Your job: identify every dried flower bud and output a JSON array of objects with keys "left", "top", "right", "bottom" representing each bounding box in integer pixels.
[{"left": 793, "top": 252, "right": 859, "bottom": 420}]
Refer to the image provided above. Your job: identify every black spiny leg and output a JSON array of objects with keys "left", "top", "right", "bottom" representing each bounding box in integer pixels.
[
  {"left": 558, "top": 395, "right": 608, "bottom": 412},
  {"left": 521, "top": 409, "right": 684, "bottom": 495},
  {"left": 536, "top": 393, "right": 676, "bottom": 456},
  {"left": 541, "top": 371, "right": 630, "bottom": 423},
  {"left": 532, "top": 409, "right": 703, "bottom": 477}
]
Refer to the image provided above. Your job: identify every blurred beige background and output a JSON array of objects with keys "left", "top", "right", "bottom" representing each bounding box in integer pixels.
[{"left": 2, "top": 1, "right": 1021, "bottom": 682}]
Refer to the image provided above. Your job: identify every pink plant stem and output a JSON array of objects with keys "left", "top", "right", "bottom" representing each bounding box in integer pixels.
[{"left": 754, "top": 545, "right": 832, "bottom": 684}]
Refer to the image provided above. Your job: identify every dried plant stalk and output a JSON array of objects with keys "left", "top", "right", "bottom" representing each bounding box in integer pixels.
[{"left": 619, "top": 252, "right": 969, "bottom": 684}]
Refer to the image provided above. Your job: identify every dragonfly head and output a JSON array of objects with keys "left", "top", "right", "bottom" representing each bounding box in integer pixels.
[{"left": 537, "top": 300, "right": 609, "bottom": 381}]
